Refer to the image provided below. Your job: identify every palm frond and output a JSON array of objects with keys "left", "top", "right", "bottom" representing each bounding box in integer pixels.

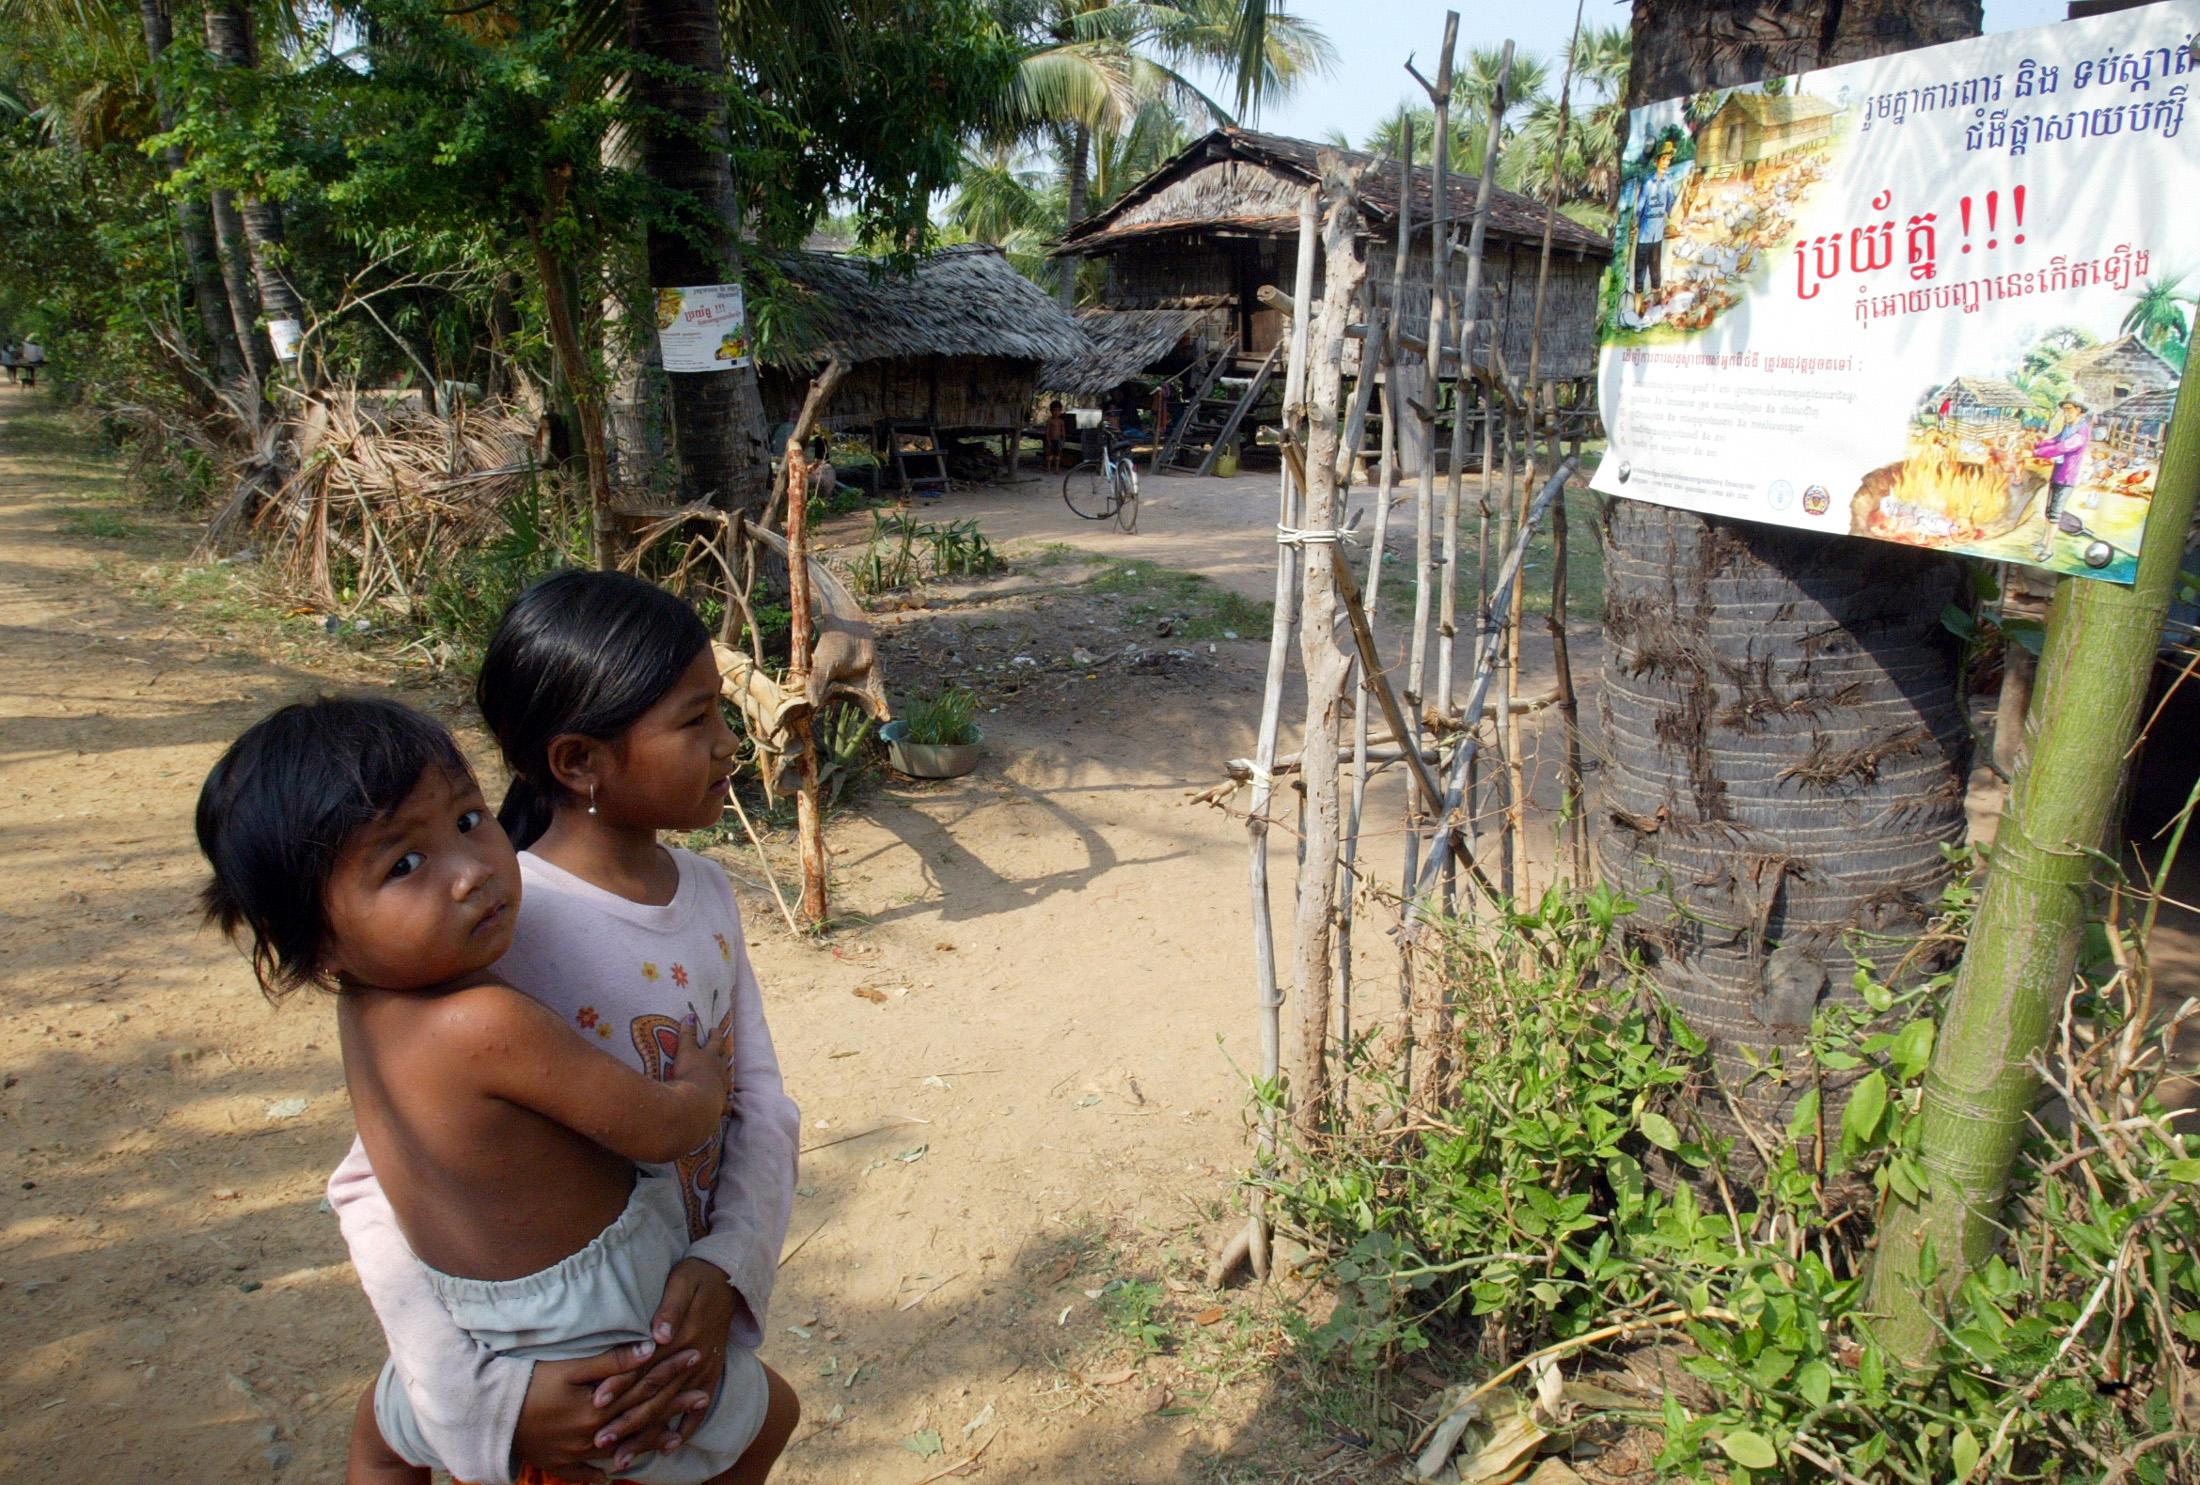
[{"left": 1006, "top": 41, "right": 1136, "bottom": 133}]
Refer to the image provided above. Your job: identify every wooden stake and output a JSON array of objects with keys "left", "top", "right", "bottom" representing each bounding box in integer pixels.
[
  {"left": 1403, "top": 18, "right": 1459, "bottom": 837},
  {"left": 1333, "top": 296, "right": 1388, "bottom": 1112},
  {"left": 1218, "top": 184, "right": 1323, "bottom": 1289},
  {"left": 1498, "top": 406, "right": 1524, "bottom": 899},
  {"left": 1523, "top": 0, "right": 1589, "bottom": 885},
  {"left": 1411, "top": 459, "right": 1575, "bottom": 904},
  {"left": 783, "top": 437, "right": 829, "bottom": 926},
  {"left": 1437, "top": 33, "right": 1508, "bottom": 741},
  {"left": 764, "top": 356, "right": 848, "bottom": 531},
  {"left": 1379, "top": 126, "right": 1429, "bottom": 1090},
  {"left": 1289, "top": 164, "right": 1371, "bottom": 1142}
]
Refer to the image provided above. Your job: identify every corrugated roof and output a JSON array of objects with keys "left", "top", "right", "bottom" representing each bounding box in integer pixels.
[
  {"left": 1039, "top": 308, "right": 1211, "bottom": 395},
  {"left": 764, "top": 244, "right": 1086, "bottom": 368},
  {"left": 1060, "top": 126, "right": 1610, "bottom": 258}
]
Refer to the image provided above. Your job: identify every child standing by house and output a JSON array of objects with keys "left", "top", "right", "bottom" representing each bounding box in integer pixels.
[
  {"left": 326, "top": 570, "right": 802, "bottom": 1484},
  {"left": 1044, "top": 398, "right": 1068, "bottom": 471}
]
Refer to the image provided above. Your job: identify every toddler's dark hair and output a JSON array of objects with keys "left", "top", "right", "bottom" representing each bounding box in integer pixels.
[
  {"left": 196, "top": 695, "right": 471, "bottom": 999},
  {"left": 475, "top": 569, "right": 711, "bottom": 849}
]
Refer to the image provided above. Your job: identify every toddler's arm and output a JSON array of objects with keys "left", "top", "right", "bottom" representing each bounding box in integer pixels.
[
  {"left": 685, "top": 897, "right": 802, "bottom": 1346},
  {"left": 328, "top": 1139, "right": 530, "bottom": 1485},
  {"left": 464, "top": 983, "right": 726, "bottom": 1163}
]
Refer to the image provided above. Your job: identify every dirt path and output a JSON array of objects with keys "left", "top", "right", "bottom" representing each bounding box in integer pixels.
[{"left": 0, "top": 400, "right": 1313, "bottom": 1482}]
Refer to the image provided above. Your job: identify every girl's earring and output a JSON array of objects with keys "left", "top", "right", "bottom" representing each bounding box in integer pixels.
[{"left": 587, "top": 784, "right": 599, "bottom": 817}]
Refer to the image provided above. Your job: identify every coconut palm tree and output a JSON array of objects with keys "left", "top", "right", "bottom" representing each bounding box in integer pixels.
[
  {"left": 996, "top": 0, "right": 1331, "bottom": 307},
  {"left": 622, "top": 0, "right": 772, "bottom": 516},
  {"left": 0, "top": 0, "right": 247, "bottom": 381},
  {"left": 1561, "top": 23, "right": 1627, "bottom": 204},
  {"left": 2122, "top": 273, "right": 2193, "bottom": 367},
  {"left": 202, "top": 0, "right": 305, "bottom": 368},
  {"left": 1598, "top": 0, "right": 1980, "bottom": 1168}
]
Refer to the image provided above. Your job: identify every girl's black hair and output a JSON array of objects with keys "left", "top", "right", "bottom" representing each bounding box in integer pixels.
[
  {"left": 475, "top": 569, "right": 711, "bottom": 848},
  {"left": 196, "top": 695, "right": 472, "bottom": 1000}
]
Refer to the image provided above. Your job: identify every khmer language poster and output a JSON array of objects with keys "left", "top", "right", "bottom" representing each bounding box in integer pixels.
[
  {"left": 654, "top": 284, "right": 751, "bottom": 373},
  {"left": 1591, "top": 1, "right": 2196, "bottom": 584}
]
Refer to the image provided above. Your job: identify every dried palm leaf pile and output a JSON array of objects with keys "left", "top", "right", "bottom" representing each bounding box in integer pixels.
[{"left": 230, "top": 384, "right": 550, "bottom": 617}]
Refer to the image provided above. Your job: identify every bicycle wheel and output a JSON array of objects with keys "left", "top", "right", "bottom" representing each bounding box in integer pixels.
[
  {"left": 1113, "top": 466, "right": 1139, "bottom": 532},
  {"left": 1063, "top": 461, "right": 1115, "bottom": 520}
]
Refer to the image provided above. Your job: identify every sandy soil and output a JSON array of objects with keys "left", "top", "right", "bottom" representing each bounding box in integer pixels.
[
  {"left": 6, "top": 399, "right": 2190, "bottom": 1485},
  {"left": 0, "top": 405, "right": 1377, "bottom": 1484}
]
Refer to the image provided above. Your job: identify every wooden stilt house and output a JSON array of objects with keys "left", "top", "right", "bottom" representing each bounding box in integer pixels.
[{"left": 1051, "top": 127, "right": 1612, "bottom": 475}]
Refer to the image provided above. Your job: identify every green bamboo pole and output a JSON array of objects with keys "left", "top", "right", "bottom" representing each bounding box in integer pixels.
[{"left": 1866, "top": 364, "right": 2200, "bottom": 1364}]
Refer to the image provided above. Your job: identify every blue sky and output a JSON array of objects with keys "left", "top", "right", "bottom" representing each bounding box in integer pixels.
[{"left": 1190, "top": 0, "right": 2074, "bottom": 149}]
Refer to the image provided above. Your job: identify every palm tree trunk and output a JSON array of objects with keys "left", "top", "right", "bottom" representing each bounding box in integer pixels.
[
  {"left": 204, "top": 1, "right": 304, "bottom": 366},
  {"left": 1603, "top": 0, "right": 1978, "bottom": 1165},
  {"left": 1058, "top": 122, "right": 1091, "bottom": 312},
  {"left": 138, "top": 0, "right": 242, "bottom": 385},
  {"left": 1867, "top": 371, "right": 2200, "bottom": 1362},
  {"left": 209, "top": 188, "right": 271, "bottom": 386},
  {"left": 626, "top": 0, "right": 772, "bottom": 517},
  {"left": 599, "top": 118, "right": 664, "bottom": 499}
]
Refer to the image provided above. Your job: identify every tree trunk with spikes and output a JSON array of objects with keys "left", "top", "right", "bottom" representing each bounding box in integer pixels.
[{"left": 1601, "top": 0, "right": 1980, "bottom": 1168}]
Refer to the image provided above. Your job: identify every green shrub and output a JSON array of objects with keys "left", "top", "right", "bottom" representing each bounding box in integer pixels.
[
  {"left": 849, "top": 512, "right": 1003, "bottom": 594},
  {"left": 420, "top": 482, "right": 590, "bottom": 658},
  {"left": 1263, "top": 871, "right": 2200, "bottom": 1482},
  {"left": 900, "top": 687, "right": 977, "bottom": 747}
]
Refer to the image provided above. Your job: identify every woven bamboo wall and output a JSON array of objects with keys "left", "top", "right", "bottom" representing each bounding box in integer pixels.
[{"left": 761, "top": 355, "right": 1038, "bottom": 434}]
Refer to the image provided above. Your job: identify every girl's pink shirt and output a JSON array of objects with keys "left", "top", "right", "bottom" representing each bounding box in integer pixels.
[{"left": 325, "top": 847, "right": 801, "bottom": 1485}]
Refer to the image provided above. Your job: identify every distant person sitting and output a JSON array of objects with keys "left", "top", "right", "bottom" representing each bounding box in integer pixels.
[
  {"left": 1111, "top": 385, "right": 1146, "bottom": 442},
  {"left": 804, "top": 435, "right": 837, "bottom": 509},
  {"left": 1044, "top": 399, "right": 1067, "bottom": 472},
  {"left": 19, "top": 338, "right": 44, "bottom": 388}
]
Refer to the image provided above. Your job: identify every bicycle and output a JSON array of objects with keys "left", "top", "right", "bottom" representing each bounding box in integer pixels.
[{"left": 1062, "top": 434, "right": 1141, "bottom": 532}]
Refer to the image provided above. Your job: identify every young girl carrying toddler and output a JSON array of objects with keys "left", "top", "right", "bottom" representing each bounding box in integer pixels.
[{"left": 202, "top": 571, "right": 801, "bottom": 1485}]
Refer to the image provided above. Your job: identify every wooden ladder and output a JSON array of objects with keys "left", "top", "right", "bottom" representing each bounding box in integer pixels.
[
  {"left": 1155, "top": 342, "right": 1237, "bottom": 476},
  {"left": 1187, "top": 342, "right": 1283, "bottom": 478},
  {"left": 882, "top": 420, "right": 949, "bottom": 496}
]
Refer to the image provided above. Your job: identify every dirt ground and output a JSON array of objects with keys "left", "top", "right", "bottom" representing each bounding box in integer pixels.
[
  {"left": 5, "top": 398, "right": 2193, "bottom": 1485},
  {"left": 0, "top": 401, "right": 1424, "bottom": 1484}
]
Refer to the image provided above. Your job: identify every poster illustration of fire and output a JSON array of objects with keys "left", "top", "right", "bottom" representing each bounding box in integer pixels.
[
  {"left": 654, "top": 283, "right": 750, "bottom": 374},
  {"left": 1591, "top": 1, "right": 2196, "bottom": 584}
]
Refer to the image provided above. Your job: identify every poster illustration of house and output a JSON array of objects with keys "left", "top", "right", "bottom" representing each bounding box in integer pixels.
[{"left": 1592, "top": 0, "right": 2199, "bottom": 583}]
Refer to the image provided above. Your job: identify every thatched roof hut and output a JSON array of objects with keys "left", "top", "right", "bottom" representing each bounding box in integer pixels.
[
  {"left": 2057, "top": 335, "right": 2178, "bottom": 411},
  {"left": 1040, "top": 307, "right": 1215, "bottom": 398},
  {"left": 1926, "top": 375, "right": 2027, "bottom": 419},
  {"left": 760, "top": 244, "right": 1085, "bottom": 437},
  {"left": 1056, "top": 127, "right": 1609, "bottom": 383},
  {"left": 2099, "top": 385, "right": 2178, "bottom": 462}
]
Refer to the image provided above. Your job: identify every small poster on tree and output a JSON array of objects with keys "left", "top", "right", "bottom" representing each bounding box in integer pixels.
[
  {"left": 654, "top": 284, "right": 750, "bottom": 373},
  {"left": 1591, "top": 0, "right": 2197, "bottom": 583}
]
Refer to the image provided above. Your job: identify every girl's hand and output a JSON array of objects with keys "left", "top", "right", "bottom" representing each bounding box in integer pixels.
[
  {"left": 672, "top": 1013, "right": 730, "bottom": 1114},
  {"left": 608, "top": 1257, "right": 739, "bottom": 1464},
  {"left": 512, "top": 1341, "right": 708, "bottom": 1481}
]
